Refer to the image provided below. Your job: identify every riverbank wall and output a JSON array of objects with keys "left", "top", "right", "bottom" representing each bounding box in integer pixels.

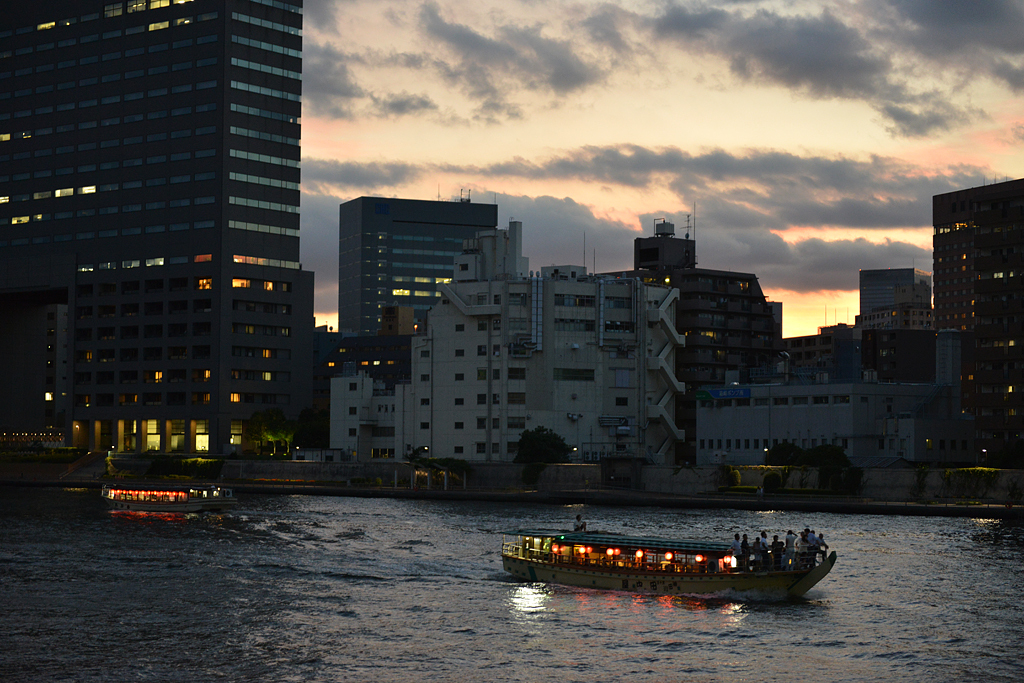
[{"left": 4, "top": 459, "right": 1023, "bottom": 519}]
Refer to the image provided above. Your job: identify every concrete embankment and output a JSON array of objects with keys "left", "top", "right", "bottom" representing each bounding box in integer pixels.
[{"left": 4, "top": 474, "right": 1023, "bottom": 520}]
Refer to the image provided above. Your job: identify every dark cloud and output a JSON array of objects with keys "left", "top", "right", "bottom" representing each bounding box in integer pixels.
[
  {"left": 416, "top": 2, "right": 603, "bottom": 119},
  {"left": 302, "top": 0, "right": 343, "bottom": 36},
  {"left": 299, "top": 191, "right": 347, "bottom": 324},
  {"left": 578, "top": 5, "right": 635, "bottom": 54},
  {"left": 303, "top": 159, "right": 422, "bottom": 190},
  {"left": 371, "top": 92, "right": 439, "bottom": 117},
  {"left": 878, "top": 0, "right": 1024, "bottom": 59},
  {"left": 655, "top": 2, "right": 729, "bottom": 39},
  {"left": 302, "top": 42, "right": 365, "bottom": 119},
  {"left": 650, "top": 2, "right": 976, "bottom": 136},
  {"left": 725, "top": 11, "right": 890, "bottom": 100}
]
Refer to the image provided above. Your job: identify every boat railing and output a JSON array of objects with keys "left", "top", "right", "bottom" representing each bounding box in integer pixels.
[{"left": 504, "top": 539, "right": 825, "bottom": 574}]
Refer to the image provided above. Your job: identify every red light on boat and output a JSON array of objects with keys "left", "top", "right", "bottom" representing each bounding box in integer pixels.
[
  {"left": 695, "top": 554, "right": 704, "bottom": 563},
  {"left": 614, "top": 548, "right": 621, "bottom": 556},
  {"left": 635, "top": 550, "right": 644, "bottom": 559},
  {"left": 585, "top": 546, "right": 592, "bottom": 554},
  {"left": 664, "top": 552, "right": 673, "bottom": 561},
  {"left": 552, "top": 544, "right": 559, "bottom": 553},
  {"left": 606, "top": 548, "right": 614, "bottom": 556}
]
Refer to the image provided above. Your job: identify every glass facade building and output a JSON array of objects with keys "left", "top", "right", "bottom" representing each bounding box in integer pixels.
[
  {"left": 0, "top": 0, "right": 314, "bottom": 453},
  {"left": 338, "top": 196, "right": 498, "bottom": 336}
]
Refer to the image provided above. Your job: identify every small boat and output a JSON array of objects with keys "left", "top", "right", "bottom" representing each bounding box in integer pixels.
[
  {"left": 102, "top": 483, "right": 238, "bottom": 513},
  {"left": 502, "top": 530, "right": 836, "bottom": 597}
]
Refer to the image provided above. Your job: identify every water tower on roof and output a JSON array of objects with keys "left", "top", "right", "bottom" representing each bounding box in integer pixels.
[{"left": 634, "top": 216, "right": 697, "bottom": 271}]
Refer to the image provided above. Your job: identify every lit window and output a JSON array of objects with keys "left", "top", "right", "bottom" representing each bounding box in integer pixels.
[
  {"left": 127, "top": 0, "right": 146, "bottom": 12},
  {"left": 263, "top": 281, "right": 274, "bottom": 291},
  {"left": 392, "top": 289, "right": 410, "bottom": 297},
  {"left": 194, "top": 254, "right": 212, "bottom": 262},
  {"left": 79, "top": 186, "right": 96, "bottom": 194},
  {"left": 12, "top": 216, "right": 30, "bottom": 224},
  {"left": 105, "top": 3, "right": 124, "bottom": 18},
  {"left": 33, "top": 191, "right": 52, "bottom": 200},
  {"left": 55, "top": 188, "right": 74, "bottom": 197},
  {"left": 150, "top": 0, "right": 170, "bottom": 7},
  {"left": 44, "top": 392, "right": 54, "bottom": 401},
  {"left": 122, "top": 260, "right": 140, "bottom": 268},
  {"left": 233, "top": 278, "right": 250, "bottom": 288},
  {"left": 148, "top": 21, "right": 169, "bottom": 31},
  {"left": 195, "top": 277, "right": 212, "bottom": 290},
  {"left": 37, "top": 21, "right": 56, "bottom": 30},
  {"left": 230, "top": 393, "right": 241, "bottom": 403}
]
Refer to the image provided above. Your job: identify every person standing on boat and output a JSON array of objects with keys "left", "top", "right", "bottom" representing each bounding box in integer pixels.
[
  {"left": 731, "top": 533, "right": 742, "bottom": 570},
  {"left": 751, "top": 536, "right": 763, "bottom": 571},
  {"left": 574, "top": 514, "right": 587, "bottom": 532},
  {"left": 807, "top": 529, "right": 821, "bottom": 563},
  {"left": 796, "top": 530, "right": 810, "bottom": 569},
  {"left": 740, "top": 534, "right": 751, "bottom": 571},
  {"left": 784, "top": 530, "right": 797, "bottom": 570},
  {"left": 816, "top": 533, "right": 829, "bottom": 561},
  {"left": 771, "top": 535, "right": 784, "bottom": 570}
]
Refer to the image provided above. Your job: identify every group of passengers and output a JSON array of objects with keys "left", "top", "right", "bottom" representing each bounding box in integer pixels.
[{"left": 729, "top": 528, "right": 828, "bottom": 572}]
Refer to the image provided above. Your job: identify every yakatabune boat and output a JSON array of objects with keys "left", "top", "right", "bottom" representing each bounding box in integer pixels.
[
  {"left": 102, "top": 484, "right": 237, "bottom": 513},
  {"left": 502, "top": 530, "right": 837, "bottom": 597}
]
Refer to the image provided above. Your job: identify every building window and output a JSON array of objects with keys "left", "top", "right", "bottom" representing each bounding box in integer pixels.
[
  {"left": 477, "top": 394, "right": 486, "bottom": 405},
  {"left": 615, "top": 397, "right": 628, "bottom": 406}
]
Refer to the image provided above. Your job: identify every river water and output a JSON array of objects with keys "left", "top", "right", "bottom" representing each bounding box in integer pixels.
[{"left": 1, "top": 486, "right": 1022, "bottom": 682}]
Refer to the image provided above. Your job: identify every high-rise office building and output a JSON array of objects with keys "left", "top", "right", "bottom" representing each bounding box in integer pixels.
[
  {"left": 0, "top": 0, "right": 314, "bottom": 453},
  {"left": 858, "top": 268, "right": 931, "bottom": 318},
  {"left": 338, "top": 196, "right": 498, "bottom": 336},
  {"left": 934, "top": 177, "right": 1024, "bottom": 454}
]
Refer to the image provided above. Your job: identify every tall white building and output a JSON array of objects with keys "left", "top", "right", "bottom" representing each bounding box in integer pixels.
[{"left": 332, "top": 220, "right": 685, "bottom": 464}]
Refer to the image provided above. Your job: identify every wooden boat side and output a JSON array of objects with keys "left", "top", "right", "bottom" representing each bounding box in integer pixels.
[{"left": 502, "top": 553, "right": 830, "bottom": 596}]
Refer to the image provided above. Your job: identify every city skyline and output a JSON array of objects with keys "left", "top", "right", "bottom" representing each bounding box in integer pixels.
[{"left": 295, "top": 0, "right": 1024, "bottom": 336}]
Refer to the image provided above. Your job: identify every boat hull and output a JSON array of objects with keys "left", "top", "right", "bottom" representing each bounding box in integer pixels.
[
  {"left": 105, "top": 499, "right": 238, "bottom": 513},
  {"left": 503, "top": 551, "right": 837, "bottom": 597}
]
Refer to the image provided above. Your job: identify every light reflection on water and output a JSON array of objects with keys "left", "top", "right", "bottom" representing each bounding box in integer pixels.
[{"left": 1, "top": 487, "right": 1023, "bottom": 682}]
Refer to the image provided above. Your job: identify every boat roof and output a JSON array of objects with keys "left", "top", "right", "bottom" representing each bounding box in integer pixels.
[
  {"left": 102, "top": 483, "right": 224, "bottom": 491},
  {"left": 505, "top": 529, "right": 733, "bottom": 553}
]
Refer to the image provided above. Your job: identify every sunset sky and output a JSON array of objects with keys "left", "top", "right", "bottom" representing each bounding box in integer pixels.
[{"left": 296, "top": 0, "right": 1024, "bottom": 337}]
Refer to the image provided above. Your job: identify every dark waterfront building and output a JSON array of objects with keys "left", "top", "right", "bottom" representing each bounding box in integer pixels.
[
  {"left": 0, "top": 0, "right": 314, "bottom": 453},
  {"left": 338, "top": 196, "right": 498, "bottom": 336},
  {"left": 613, "top": 220, "right": 781, "bottom": 466},
  {"left": 861, "top": 329, "right": 937, "bottom": 383},
  {"left": 934, "top": 178, "right": 1024, "bottom": 455}
]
